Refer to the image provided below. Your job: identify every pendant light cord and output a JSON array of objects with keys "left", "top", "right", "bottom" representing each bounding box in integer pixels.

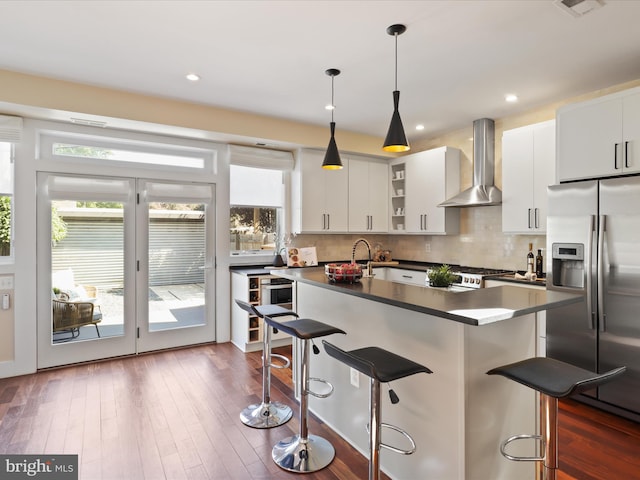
[
  {"left": 331, "top": 74, "right": 335, "bottom": 122},
  {"left": 394, "top": 31, "right": 398, "bottom": 91}
]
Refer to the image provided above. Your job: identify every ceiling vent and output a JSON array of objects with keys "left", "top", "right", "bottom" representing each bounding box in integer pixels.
[{"left": 554, "top": 0, "right": 605, "bottom": 18}]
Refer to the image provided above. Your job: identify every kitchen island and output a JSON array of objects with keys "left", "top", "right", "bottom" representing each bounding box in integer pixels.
[{"left": 273, "top": 267, "right": 581, "bottom": 480}]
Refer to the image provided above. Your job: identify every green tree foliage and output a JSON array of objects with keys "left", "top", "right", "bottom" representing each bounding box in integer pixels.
[
  {"left": 0, "top": 196, "right": 10, "bottom": 255},
  {"left": 51, "top": 206, "right": 68, "bottom": 245},
  {"left": 230, "top": 207, "right": 276, "bottom": 233}
]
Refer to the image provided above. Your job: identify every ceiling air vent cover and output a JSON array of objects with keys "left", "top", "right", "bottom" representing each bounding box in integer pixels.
[{"left": 554, "top": 0, "right": 605, "bottom": 18}]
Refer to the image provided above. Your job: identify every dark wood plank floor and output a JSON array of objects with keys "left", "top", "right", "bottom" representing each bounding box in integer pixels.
[{"left": 0, "top": 343, "right": 638, "bottom": 479}]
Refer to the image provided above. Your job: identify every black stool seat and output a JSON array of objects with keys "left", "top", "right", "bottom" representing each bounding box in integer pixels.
[
  {"left": 323, "top": 342, "right": 432, "bottom": 381},
  {"left": 487, "top": 357, "right": 626, "bottom": 398},
  {"left": 264, "top": 317, "right": 346, "bottom": 340}
]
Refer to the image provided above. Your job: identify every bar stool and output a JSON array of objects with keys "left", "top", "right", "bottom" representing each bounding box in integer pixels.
[
  {"left": 487, "top": 357, "right": 626, "bottom": 480},
  {"left": 262, "top": 316, "right": 346, "bottom": 473},
  {"left": 234, "top": 299, "right": 298, "bottom": 429},
  {"left": 322, "top": 340, "right": 432, "bottom": 480}
]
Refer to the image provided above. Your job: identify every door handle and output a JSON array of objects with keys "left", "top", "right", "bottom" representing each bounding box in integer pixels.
[
  {"left": 585, "top": 215, "right": 595, "bottom": 330},
  {"left": 534, "top": 208, "right": 539, "bottom": 229},
  {"left": 528, "top": 208, "right": 532, "bottom": 229},
  {"left": 326, "top": 214, "right": 330, "bottom": 230},
  {"left": 597, "top": 215, "right": 606, "bottom": 332},
  {"left": 614, "top": 143, "right": 620, "bottom": 169},
  {"left": 423, "top": 214, "right": 427, "bottom": 231}
]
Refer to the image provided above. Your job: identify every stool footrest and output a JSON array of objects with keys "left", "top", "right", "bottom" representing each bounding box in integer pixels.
[
  {"left": 269, "top": 353, "right": 291, "bottom": 370},
  {"left": 500, "top": 434, "right": 544, "bottom": 462},
  {"left": 367, "top": 422, "right": 417, "bottom": 455},
  {"left": 307, "top": 377, "right": 334, "bottom": 398}
]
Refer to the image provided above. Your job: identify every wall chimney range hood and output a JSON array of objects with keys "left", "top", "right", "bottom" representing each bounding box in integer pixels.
[{"left": 439, "top": 118, "right": 502, "bottom": 207}]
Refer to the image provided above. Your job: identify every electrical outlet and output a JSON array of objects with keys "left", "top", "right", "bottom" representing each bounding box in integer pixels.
[
  {"left": 425, "top": 243, "right": 431, "bottom": 253},
  {"left": 350, "top": 367, "right": 359, "bottom": 388}
]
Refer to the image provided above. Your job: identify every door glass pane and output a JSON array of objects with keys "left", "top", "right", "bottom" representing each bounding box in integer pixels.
[
  {"left": 51, "top": 200, "right": 125, "bottom": 343},
  {"left": 148, "top": 202, "right": 205, "bottom": 332}
]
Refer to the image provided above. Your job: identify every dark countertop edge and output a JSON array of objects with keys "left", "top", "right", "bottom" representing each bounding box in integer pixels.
[{"left": 272, "top": 267, "right": 581, "bottom": 327}]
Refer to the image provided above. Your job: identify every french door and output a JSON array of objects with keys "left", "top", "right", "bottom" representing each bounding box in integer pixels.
[{"left": 37, "top": 174, "right": 216, "bottom": 368}]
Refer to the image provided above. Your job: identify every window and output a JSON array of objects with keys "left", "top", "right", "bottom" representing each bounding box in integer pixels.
[
  {"left": 230, "top": 165, "right": 284, "bottom": 255},
  {"left": 0, "top": 142, "right": 14, "bottom": 257}
]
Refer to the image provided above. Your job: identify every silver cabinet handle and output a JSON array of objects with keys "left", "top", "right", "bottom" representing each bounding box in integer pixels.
[
  {"left": 614, "top": 143, "right": 621, "bottom": 169},
  {"left": 528, "top": 208, "right": 532, "bottom": 229},
  {"left": 534, "top": 208, "right": 539, "bottom": 229},
  {"left": 327, "top": 213, "right": 330, "bottom": 230}
]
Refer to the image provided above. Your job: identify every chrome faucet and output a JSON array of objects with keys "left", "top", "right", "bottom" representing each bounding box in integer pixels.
[{"left": 352, "top": 238, "right": 373, "bottom": 277}]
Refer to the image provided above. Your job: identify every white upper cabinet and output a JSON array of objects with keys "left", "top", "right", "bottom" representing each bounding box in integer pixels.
[
  {"left": 557, "top": 87, "right": 640, "bottom": 182},
  {"left": 348, "top": 155, "right": 388, "bottom": 233},
  {"left": 393, "top": 146, "right": 460, "bottom": 235},
  {"left": 502, "top": 120, "right": 555, "bottom": 233},
  {"left": 292, "top": 149, "right": 349, "bottom": 233}
]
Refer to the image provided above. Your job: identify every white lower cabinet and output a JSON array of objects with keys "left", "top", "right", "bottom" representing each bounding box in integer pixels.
[
  {"left": 372, "top": 267, "right": 426, "bottom": 286},
  {"left": 230, "top": 272, "right": 292, "bottom": 352},
  {"left": 391, "top": 146, "right": 460, "bottom": 235}
]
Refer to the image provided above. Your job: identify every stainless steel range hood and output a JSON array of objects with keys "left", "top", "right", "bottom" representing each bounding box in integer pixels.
[{"left": 439, "top": 118, "right": 502, "bottom": 207}]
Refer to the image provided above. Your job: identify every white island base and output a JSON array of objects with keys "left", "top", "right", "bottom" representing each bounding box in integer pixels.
[{"left": 295, "top": 281, "right": 538, "bottom": 480}]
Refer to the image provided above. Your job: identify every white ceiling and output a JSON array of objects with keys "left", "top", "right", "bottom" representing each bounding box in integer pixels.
[{"left": 2, "top": 0, "right": 640, "bottom": 145}]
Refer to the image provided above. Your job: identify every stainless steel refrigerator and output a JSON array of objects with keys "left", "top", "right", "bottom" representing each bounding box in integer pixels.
[{"left": 546, "top": 176, "right": 640, "bottom": 421}]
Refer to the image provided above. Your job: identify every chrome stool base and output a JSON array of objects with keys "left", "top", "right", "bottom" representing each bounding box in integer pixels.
[
  {"left": 240, "top": 401, "right": 293, "bottom": 429},
  {"left": 272, "top": 433, "right": 335, "bottom": 473}
]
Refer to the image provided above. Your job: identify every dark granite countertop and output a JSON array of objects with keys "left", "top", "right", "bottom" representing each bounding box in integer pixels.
[{"left": 272, "top": 267, "right": 580, "bottom": 326}]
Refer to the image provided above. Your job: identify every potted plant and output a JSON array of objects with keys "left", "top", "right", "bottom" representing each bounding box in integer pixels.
[{"left": 428, "top": 264, "right": 457, "bottom": 287}]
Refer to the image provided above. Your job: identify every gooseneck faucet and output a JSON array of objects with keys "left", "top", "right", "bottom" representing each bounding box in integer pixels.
[{"left": 352, "top": 238, "right": 373, "bottom": 277}]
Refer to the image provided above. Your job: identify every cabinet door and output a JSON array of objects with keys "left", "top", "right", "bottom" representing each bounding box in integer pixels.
[
  {"left": 502, "top": 126, "right": 534, "bottom": 232},
  {"left": 349, "top": 157, "right": 389, "bottom": 233},
  {"left": 622, "top": 92, "right": 640, "bottom": 174},
  {"left": 348, "top": 158, "right": 370, "bottom": 232},
  {"left": 404, "top": 151, "right": 431, "bottom": 233},
  {"left": 298, "top": 150, "right": 348, "bottom": 232},
  {"left": 532, "top": 121, "right": 556, "bottom": 233},
  {"left": 404, "top": 147, "right": 459, "bottom": 234},
  {"left": 557, "top": 98, "right": 622, "bottom": 182},
  {"left": 368, "top": 160, "right": 389, "bottom": 232},
  {"left": 299, "top": 151, "right": 328, "bottom": 231},
  {"left": 324, "top": 164, "right": 349, "bottom": 232}
]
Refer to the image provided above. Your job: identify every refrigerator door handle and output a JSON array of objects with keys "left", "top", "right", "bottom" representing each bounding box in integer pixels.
[
  {"left": 598, "top": 215, "right": 606, "bottom": 332},
  {"left": 586, "top": 215, "right": 596, "bottom": 330}
]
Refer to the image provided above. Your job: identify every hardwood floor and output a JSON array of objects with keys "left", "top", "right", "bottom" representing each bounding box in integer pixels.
[{"left": 0, "top": 343, "right": 638, "bottom": 480}]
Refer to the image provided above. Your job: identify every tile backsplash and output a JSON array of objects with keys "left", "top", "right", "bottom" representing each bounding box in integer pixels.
[{"left": 290, "top": 206, "right": 546, "bottom": 272}]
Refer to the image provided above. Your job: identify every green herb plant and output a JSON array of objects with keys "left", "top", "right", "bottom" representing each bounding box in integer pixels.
[{"left": 428, "top": 264, "right": 457, "bottom": 287}]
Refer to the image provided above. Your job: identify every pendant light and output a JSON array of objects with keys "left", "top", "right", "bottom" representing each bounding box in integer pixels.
[
  {"left": 383, "top": 24, "right": 410, "bottom": 153},
  {"left": 322, "top": 68, "right": 343, "bottom": 170}
]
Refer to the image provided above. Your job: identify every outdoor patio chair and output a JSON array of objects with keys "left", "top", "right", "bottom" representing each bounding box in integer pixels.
[{"left": 52, "top": 295, "right": 102, "bottom": 341}]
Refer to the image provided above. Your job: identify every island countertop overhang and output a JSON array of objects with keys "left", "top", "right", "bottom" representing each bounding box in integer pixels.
[{"left": 272, "top": 267, "right": 581, "bottom": 326}]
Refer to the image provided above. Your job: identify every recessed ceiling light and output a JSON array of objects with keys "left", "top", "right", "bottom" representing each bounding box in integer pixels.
[
  {"left": 505, "top": 93, "right": 518, "bottom": 103},
  {"left": 415, "top": 124, "right": 425, "bottom": 131},
  {"left": 186, "top": 73, "right": 200, "bottom": 82}
]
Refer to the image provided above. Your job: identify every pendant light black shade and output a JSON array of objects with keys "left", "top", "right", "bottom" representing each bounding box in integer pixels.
[
  {"left": 322, "top": 68, "right": 343, "bottom": 170},
  {"left": 383, "top": 24, "right": 410, "bottom": 153},
  {"left": 323, "top": 121, "right": 342, "bottom": 169}
]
